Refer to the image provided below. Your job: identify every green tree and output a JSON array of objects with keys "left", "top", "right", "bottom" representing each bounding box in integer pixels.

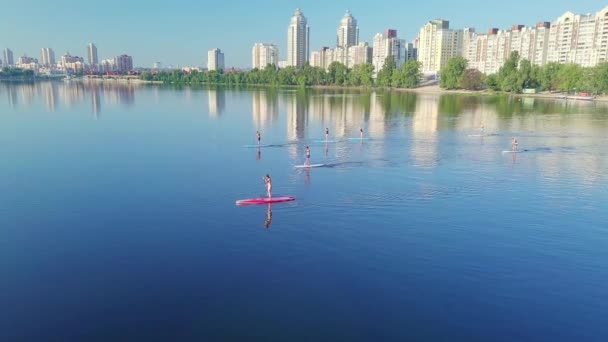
[
  {"left": 392, "top": 59, "right": 421, "bottom": 88},
  {"left": 497, "top": 51, "right": 520, "bottom": 92},
  {"left": 376, "top": 56, "right": 396, "bottom": 87},
  {"left": 440, "top": 56, "right": 468, "bottom": 89},
  {"left": 460, "top": 69, "right": 485, "bottom": 90}
]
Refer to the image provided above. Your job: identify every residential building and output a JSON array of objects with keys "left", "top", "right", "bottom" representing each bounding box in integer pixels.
[
  {"left": 310, "top": 47, "right": 333, "bottom": 70},
  {"left": 87, "top": 43, "right": 98, "bottom": 66},
  {"left": 287, "top": 8, "right": 309, "bottom": 67},
  {"left": 462, "top": 6, "right": 608, "bottom": 74},
  {"left": 17, "top": 55, "right": 39, "bottom": 71},
  {"left": 372, "top": 30, "right": 407, "bottom": 74},
  {"left": 336, "top": 10, "right": 359, "bottom": 65},
  {"left": 61, "top": 52, "right": 84, "bottom": 73},
  {"left": 347, "top": 42, "right": 372, "bottom": 68},
  {"left": 115, "top": 54, "right": 133, "bottom": 72},
  {"left": 40, "top": 48, "right": 55, "bottom": 67},
  {"left": 101, "top": 59, "right": 116, "bottom": 72},
  {"left": 252, "top": 43, "right": 279, "bottom": 69},
  {"left": 417, "top": 19, "right": 463, "bottom": 74},
  {"left": 207, "top": 48, "right": 224, "bottom": 71},
  {"left": 3, "top": 48, "right": 14, "bottom": 66},
  {"left": 278, "top": 61, "right": 288, "bottom": 68}
]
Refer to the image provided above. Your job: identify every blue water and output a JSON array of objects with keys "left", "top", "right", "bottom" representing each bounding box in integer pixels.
[{"left": 1, "top": 82, "right": 607, "bottom": 341}]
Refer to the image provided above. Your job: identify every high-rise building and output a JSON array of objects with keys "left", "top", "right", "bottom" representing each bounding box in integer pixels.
[
  {"left": 3, "top": 48, "right": 14, "bottom": 66},
  {"left": 207, "top": 48, "right": 224, "bottom": 71},
  {"left": 87, "top": 43, "right": 98, "bottom": 65},
  {"left": 337, "top": 10, "right": 359, "bottom": 49},
  {"left": 287, "top": 8, "right": 309, "bottom": 68},
  {"left": 17, "top": 55, "right": 38, "bottom": 65},
  {"left": 372, "top": 30, "right": 407, "bottom": 74},
  {"left": 40, "top": 48, "right": 56, "bottom": 67},
  {"left": 115, "top": 54, "right": 133, "bottom": 72},
  {"left": 347, "top": 42, "right": 372, "bottom": 68},
  {"left": 61, "top": 52, "right": 85, "bottom": 73},
  {"left": 417, "top": 19, "right": 463, "bottom": 74},
  {"left": 252, "top": 43, "right": 279, "bottom": 69},
  {"left": 310, "top": 47, "right": 333, "bottom": 70}
]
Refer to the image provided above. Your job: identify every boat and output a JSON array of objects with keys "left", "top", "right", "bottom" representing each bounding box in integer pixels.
[{"left": 556, "top": 92, "right": 595, "bottom": 101}]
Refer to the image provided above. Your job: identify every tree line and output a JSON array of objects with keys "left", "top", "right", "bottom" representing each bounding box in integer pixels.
[
  {"left": 0, "top": 68, "right": 35, "bottom": 79},
  {"left": 440, "top": 52, "right": 608, "bottom": 94},
  {"left": 140, "top": 57, "right": 422, "bottom": 89}
]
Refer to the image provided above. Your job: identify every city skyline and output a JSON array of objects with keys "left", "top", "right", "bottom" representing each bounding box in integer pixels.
[{"left": 1, "top": 1, "right": 607, "bottom": 68}]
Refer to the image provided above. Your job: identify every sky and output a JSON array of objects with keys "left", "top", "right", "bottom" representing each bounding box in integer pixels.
[{"left": 1, "top": 0, "right": 607, "bottom": 68}]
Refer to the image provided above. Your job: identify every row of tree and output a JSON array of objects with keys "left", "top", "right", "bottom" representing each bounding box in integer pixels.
[
  {"left": 440, "top": 52, "right": 608, "bottom": 94},
  {"left": 0, "top": 68, "right": 35, "bottom": 79},
  {"left": 140, "top": 57, "right": 422, "bottom": 89}
]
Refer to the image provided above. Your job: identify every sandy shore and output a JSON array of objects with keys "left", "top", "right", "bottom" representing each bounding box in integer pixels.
[{"left": 396, "top": 84, "right": 608, "bottom": 102}]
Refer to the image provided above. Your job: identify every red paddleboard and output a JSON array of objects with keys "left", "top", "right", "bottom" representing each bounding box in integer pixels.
[{"left": 236, "top": 196, "right": 295, "bottom": 205}]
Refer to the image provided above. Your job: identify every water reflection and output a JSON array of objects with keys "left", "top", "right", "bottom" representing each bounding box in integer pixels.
[
  {"left": 252, "top": 89, "right": 278, "bottom": 128},
  {"left": 0, "top": 80, "right": 137, "bottom": 115},
  {"left": 412, "top": 94, "right": 439, "bottom": 168},
  {"left": 208, "top": 88, "right": 225, "bottom": 117},
  {"left": 264, "top": 204, "right": 272, "bottom": 229}
]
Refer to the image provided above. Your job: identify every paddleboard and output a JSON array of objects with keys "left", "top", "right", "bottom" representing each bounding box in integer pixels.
[
  {"left": 243, "top": 144, "right": 270, "bottom": 148},
  {"left": 467, "top": 134, "right": 486, "bottom": 137},
  {"left": 294, "top": 164, "right": 324, "bottom": 168},
  {"left": 502, "top": 150, "right": 523, "bottom": 153},
  {"left": 236, "top": 196, "right": 295, "bottom": 205},
  {"left": 314, "top": 140, "right": 336, "bottom": 143}
]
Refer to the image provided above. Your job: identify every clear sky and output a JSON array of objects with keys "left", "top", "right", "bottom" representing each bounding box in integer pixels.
[{"left": 2, "top": 0, "right": 607, "bottom": 68}]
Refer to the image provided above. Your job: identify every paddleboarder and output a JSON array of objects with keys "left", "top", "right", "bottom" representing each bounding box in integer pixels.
[
  {"left": 263, "top": 174, "right": 272, "bottom": 199},
  {"left": 360, "top": 128, "right": 364, "bottom": 139},
  {"left": 325, "top": 127, "right": 329, "bottom": 141},
  {"left": 511, "top": 137, "right": 519, "bottom": 151},
  {"left": 305, "top": 146, "right": 311, "bottom": 165},
  {"left": 256, "top": 130, "right": 261, "bottom": 145}
]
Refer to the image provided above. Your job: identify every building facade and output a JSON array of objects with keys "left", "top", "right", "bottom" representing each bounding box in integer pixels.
[
  {"left": 207, "top": 48, "right": 225, "bottom": 71},
  {"left": 40, "top": 48, "right": 55, "bottom": 67},
  {"left": 462, "top": 6, "right": 608, "bottom": 74},
  {"left": 252, "top": 43, "right": 279, "bottom": 69},
  {"left": 3, "top": 48, "right": 14, "bottom": 66},
  {"left": 287, "top": 8, "right": 309, "bottom": 67},
  {"left": 372, "top": 30, "right": 407, "bottom": 74},
  {"left": 87, "top": 43, "right": 98, "bottom": 66},
  {"left": 115, "top": 54, "right": 133, "bottom": 72},
  {"left": 417, "top": 19, "right": 463, "bottom": 74},
  {"left": 347, "top": 42, "right": 372, "bottom": 68}
]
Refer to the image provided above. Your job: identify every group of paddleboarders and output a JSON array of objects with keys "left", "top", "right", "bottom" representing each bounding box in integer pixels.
[
  {"left": 257, "top": 128, "right": 364, "bottom": 198},
  {"left": 258, "top": 127, "right": 520, "bottom": 197}
]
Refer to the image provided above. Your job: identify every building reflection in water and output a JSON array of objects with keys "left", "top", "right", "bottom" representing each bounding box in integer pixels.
[
  {"left": 252, "top": 89, "right": 278, "bottom": 128},
  {"left": 42, "top": 82, "right": 57, "bottom": 112},
  {"left": 208, "top": 88, "right": 225, "bottom": 117},
  {"left": 411, "top": 94, "right": 439, "bottom": 168}
]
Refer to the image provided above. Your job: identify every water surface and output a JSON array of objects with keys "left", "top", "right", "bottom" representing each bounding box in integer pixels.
[{"left": 1, "top": 81, "right": 607, "bottom": 341}]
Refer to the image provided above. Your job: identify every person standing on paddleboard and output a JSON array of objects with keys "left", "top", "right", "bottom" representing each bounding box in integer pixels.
[
  {"left": 325, "top": 127, "right": 329, "bottom": 141},
  {"left": 359, "top": 127, "right": 364, "bottom": 139},
  {"left": 305, "top": 146, "right": 311, "bottom": 165},
  {"left": 511, "top": 137, "right": 519, "bottom": 151},
  {"left": 263, "top": 174, "right": 272, "bottom": 199},
  {"left": 256, "top": 130, "right": 261, "bottom": 146}
]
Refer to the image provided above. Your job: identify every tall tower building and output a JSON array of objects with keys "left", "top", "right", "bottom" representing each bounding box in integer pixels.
[
  {"left": 3, "top": 48, "right": 14, "bottom": 66},
  {"left": 207, "top": 48, "right": 225, "bottom": 71},
  {"left": 287, "top": 8, "right": 309, "bottom": 68},
  {"left": 87, "top": 43, "right": 98, "bottom": 65},
  {"left": 252, "top": 43, "right": 279, "bottom": 69},
  {"left": 337, "top": 10, "right": 359, "bottom": 48},
  {"left": 40, "top": 48, "right": 56, "bottom": 67}
]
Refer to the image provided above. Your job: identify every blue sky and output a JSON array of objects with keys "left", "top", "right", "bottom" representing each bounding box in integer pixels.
[{"left": 2, "top": 0, "right": 607, "bottom": 68}]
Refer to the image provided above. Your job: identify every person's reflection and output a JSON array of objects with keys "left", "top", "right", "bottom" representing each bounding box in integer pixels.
[
  {"left": 511, "top": 152, "right": 517, "bottom": 165},
  {"left": 264, "top": 204, "right": 273, "bottom": 229},
  {"left": 305, "top": 167, "right": 311, "bottom": 185},
  {"left": 256, "top": 146, "right": 261, "bottom": 161},
  {"left": 325, "top": 141, "right": 329, "bottom": 157}
]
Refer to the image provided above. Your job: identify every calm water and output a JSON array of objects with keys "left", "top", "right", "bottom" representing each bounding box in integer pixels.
[{"left": 1, "top": 81, "right": 607, "bottom": 341}]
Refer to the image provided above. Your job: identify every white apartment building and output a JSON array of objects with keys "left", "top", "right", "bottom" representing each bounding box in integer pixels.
[
  {"left": 207, "top": 48, "right": 224, "bottom": 71},
  {"left": 463, "top": 6, "right": 608, "bottom": 74},
  {"left": 3, "top": 48, "right": 14, "bottom": 66},
  {"left": 372, "top": 30, "right": 406, "bottom": 75},
  {"left": 417, "top": 19, "right": 463, "bottom": 74},
  {"left": 252, "top": 43, "right": 279, "bottom": 69},
  {"left": 287, "top": 8, "right": 310, "bottom": 67},
  {"left": 347, "top": 42, "right": 372, "bottom": 68},
  {"left": 87, "top": 43, "right": 98, "bottom": 66},
  {"left": 40, "top": 48, "right": 55, "bottom": 67}
]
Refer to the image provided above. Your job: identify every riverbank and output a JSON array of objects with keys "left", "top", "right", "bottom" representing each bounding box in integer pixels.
[{"left": 393, "top": 84, "right": 608, "bottom": 102}]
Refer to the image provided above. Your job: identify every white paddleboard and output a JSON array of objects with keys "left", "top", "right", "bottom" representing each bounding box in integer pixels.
[
  {"left": 294, "top": 164, "right": 324, "bottom": 168},
  {"left": 243, "top": 144, "right": 269, "bottom": 148},
  {"left": 502, "top": 150, "right": 522, "bottom": 153}
]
